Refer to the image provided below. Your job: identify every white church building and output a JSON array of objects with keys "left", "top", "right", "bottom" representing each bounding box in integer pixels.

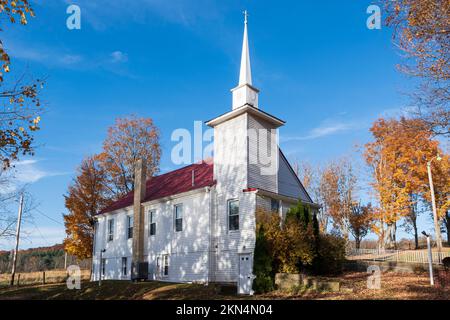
[{"left": 91, "top": 13, "right": 317, "bottom": 295}]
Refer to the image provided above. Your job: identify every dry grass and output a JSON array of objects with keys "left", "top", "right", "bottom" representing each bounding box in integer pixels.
[
  {"left": 0, "top": 270, "right": 91, "bottom": 288},
  {"left": 0, "top": 271, "right": 448, "bottom": 300}
]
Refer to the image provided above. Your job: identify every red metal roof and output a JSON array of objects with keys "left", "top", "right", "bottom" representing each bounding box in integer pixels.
[{"left": 98, "top": 161, "right": 215, "bottom": 215}]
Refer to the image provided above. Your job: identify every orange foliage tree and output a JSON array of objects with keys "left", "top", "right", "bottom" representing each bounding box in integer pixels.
[
  {"left": 63, "top": 157, "right": 111, "bottom": 260},
  {"left": 349, "top": 202, "right": 374, "bottom": 249},
  {"left": 97, "top": 115, "right": 161, "bottom": 198},
  {"left": 365, "top": 117, "right": 442, "bottom": 249},
  {"left": 64, "top": 116, "right": 162, "bottom": 258}
]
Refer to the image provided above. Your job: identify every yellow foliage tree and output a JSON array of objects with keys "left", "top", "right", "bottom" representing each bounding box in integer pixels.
[{"left": 365, "top": 117, "right": 443, "bottom": 248}]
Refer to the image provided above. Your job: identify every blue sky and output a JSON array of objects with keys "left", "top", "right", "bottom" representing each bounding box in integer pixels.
[{"left": 0, "top": 0, "right": 439, "bottom": 249}]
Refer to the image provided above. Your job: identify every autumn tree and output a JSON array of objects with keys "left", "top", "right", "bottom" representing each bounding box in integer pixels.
[
  {"left": 384, "top": 0, "right": 449, "bottom": 136},
  {"left": 349, "top": 202, "right": 373, "bottom": 249},
  {"left": 0, "top": 0, "right": 44, "bottom": 169},
  {"left": 295, "top": 161, "right": 330, "bottom": 232},
  {"left": 64, "top": 116, "right": 162, "bottom": 258},
  {"left": 365, "top": 117, "right": 442, "bottom": 249},
  {"left": 295, "top": 160, "right": 313, "bottom": 190},
  {"left": 97, "top": 115, "right": 161, "bottom": 198},
  {"left": 319, "top": 158, "right": 357, "bottom": 242},
  {"left": 63, "top": 157, "right": 111, "bottom": 260}
]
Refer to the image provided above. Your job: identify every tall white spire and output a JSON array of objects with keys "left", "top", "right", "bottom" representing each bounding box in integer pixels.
[
  {"left": 231, "top": 10, "right": 259, "bottom": 110},
  {"left": 239, "top": 10, "right": 252, "bottom": 86}
]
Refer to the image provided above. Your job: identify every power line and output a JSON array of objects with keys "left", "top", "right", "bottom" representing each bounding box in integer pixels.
[
  {"left": 30, "top": 220, "right": 51, "bottom": 247},
  {"left": 34, "top": 208, "right": 64, "bottom": 226}
]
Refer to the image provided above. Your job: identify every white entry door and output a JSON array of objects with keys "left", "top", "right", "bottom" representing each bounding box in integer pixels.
[{"left": 238, "top": 253, "right": 254, "bottom": 295}]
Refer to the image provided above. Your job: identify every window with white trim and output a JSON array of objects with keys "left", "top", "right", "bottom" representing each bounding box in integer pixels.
[
  {"left": 122, "top": 257, "right": 127, "bottom": 276},
  {"left": 163, "top": 255, "right": 169, "bottom": 277},
  {"left": 156, "top": 257, "right": 161, "bottom": 277},
  {"left": 101, "top": 258, "right": 106, "bottom": 276},
  {"left": 271, "top": 199, "right": 280, "bottom": 213},
  {"left": 174, "top": 204, "right": 183, "bottom": 232},
  {"left": 127, "top": 216, "right": 133, "bottom": 239},
  {"left": 228, "top": 200, "right": 239, "bottom": 231},
  {"left": 107, "top": 219, "right": 114, "bottom": 242},
  {"left": 149, "top": 210, "right": 156, "bottom": 236}
]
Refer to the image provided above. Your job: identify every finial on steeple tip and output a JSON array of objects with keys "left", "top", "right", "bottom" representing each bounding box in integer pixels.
[{"left": 232, "top": 9, "right": 258, "bottom": 110}]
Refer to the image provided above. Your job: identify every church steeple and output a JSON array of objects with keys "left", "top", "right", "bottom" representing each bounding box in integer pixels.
[
  {"left": 239, "top": 11, "right": 252, "bottom": 86},
  {"left": 231, "top": 10, "right": 259, "bottom": 110}
]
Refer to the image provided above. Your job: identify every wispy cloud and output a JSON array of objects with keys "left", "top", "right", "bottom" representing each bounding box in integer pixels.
[
  {"left": 307, "top": 122, "right": 355, "bottom": 139},
  {"left": 6, "top": 40, "right": 84, "bottom": 68},
  {"left": 13, "top": 159, "right": 69, "bottom": 184},
  {"left": 6, "top": 38, "right": 133, "bottom": 76},
  {"left": 58, "top": 0, "right": 223, "bottom": 30},
  {"left": 282, "top": 120, "right": 360, "bottom": 142},
  {"left": 110, "top": 51, "right": 128, "bottom": 63},
  {"left": 0, "top": 160, "right": 71, "bottom": 194}
]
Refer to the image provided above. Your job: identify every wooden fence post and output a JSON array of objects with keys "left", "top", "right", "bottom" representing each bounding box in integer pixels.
[{"left": 43, "top": 271, "right": 46, "bottom": 285}]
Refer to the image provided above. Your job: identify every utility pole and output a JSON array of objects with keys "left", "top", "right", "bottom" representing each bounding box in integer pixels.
[
  {"left": 422, "top": 231, "right": 434, "bottom": 286},
  {"left": 427, "top": 158, "right": 443, "bottom": 255},
  {"left": 10, "top": 194, "right": 24, "bottom": 286}
]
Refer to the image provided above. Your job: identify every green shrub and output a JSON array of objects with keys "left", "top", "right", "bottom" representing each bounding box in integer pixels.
[
  {"left": 313, "top": 234, "right": 346, "bottom": 275},
  {"left": 252, "top": 225, "right": 274, "bottom": 293},
  {"left": 256, "top": 200, "right": 346, "bottom": 278}
]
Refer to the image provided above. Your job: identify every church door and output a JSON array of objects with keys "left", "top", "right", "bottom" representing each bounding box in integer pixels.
[{"left": 238, "top": 253, "right": 254, "bottom": 295}]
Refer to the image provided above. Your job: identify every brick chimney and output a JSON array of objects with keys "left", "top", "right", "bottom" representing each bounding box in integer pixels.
[{"left": 131, "top": 158, "right": 148, "bottom": 281}]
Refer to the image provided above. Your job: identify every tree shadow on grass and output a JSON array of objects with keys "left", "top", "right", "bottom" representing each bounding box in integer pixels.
[{"left": 0, "top": 281, "right": 240, "bottom": 300}]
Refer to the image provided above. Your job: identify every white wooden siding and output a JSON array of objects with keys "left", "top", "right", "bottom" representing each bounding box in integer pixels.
[
  {"left": 213, "top": 113, "right": 248, "bottom": 195},
  {"left": 93, "top": 190, "right": 211, "bottom": 282},
  {"left": 247, "top": 114, "right": 278, "bottom": 193},
  {"left": 277, "top": 151, "right": 311, "bottom": 202}
]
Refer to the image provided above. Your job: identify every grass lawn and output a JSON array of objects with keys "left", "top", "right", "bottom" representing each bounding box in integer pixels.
[{"left": 0, "top": 271, "right": 448, "bottom": 300}]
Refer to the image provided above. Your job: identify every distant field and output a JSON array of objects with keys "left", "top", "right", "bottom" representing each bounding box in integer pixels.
[{"left": 0, "top": 270, "right": 91, "bottom": 288}]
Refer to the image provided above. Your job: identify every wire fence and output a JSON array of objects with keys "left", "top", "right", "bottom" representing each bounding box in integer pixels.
[
  {"left": 346, "top": 248, "right": 450, "bottom": 265},
  {"left": 0, "top": 269, "right": 91, "bottom": 288}
]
